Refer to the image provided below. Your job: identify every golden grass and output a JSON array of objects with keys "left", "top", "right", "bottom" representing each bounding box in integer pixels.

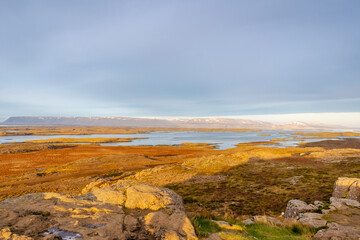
[
  {"left": 0, "top": 126, "right": 260, "bottom": 136},
  {"left": 180, "top": 142, "right": 216, "bottom": 149},
  {"left": 22, "top": 137, "right": 144, "bottom": 143},
  {"left": 236, "top": 141, "right": 279, "bottom": 146},
  {"left": 271, "top": 138, "right": 295, "bottom": 141}
]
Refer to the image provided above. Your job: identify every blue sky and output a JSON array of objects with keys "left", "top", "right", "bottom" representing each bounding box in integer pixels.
[{"left": 1, "top": 1, "right": 360, "bottom": 124}]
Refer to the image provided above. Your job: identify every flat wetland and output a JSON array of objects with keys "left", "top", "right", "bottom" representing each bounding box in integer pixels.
[{"left": 1, "top": 126, "right": 360, "bottom": 231}]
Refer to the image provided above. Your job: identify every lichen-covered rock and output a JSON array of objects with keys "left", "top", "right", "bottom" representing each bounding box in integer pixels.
[
  {"left": 313, "top": 223, "right": 360, "bottom": 240},
  {"left": 284, "top": 200, "right": 317, "bottom": 219},
  {"left": 333, "top": 177, "right": 360, "bottom": 201},
  {"left": 125, "top": 184, "right": 184, "bottom": 211},
  {"left": 85, "top": 187, "right": 126, "bottom": 205},
  {"left": 329, "top": 197, "right": 360, "bottom": 210},
  {"left": 144, "top": 210, "right": 197, "bottom": 240},
  {"left": 0, "top": 184, "right": 197, "bottom": 240},
  {"left": 298, "top": 213, "right": 327, "bottom": 228}
]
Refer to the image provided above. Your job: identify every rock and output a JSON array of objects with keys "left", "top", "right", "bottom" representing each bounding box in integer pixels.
[
  {"left": 0, "top": 228, "right": 33, "bottom": 240},
  {"left": 0, "top": 184, "right": 197, "bottom": 240},
  {"left": 242, "top": 215, "right": 282, "bottom": 225},
  {"left": 212, "top": 220, "right": 231, "bottom": 227},
  {"left": 242, "top": 218, "right": 254, "bottom": 225},
  {"left": 330, "top": 197, "right": 360, "bottom": 210},
  {"left": 81, "top": 178, "right": 110, "bottom": 195},
  {"left": 333, "top": 177, "right": 360, "bottom": 201},
  {"left": 284, "top": 200, "right": 317, "bottom": 219},
  {"left": 124, "top": 215, "right": 139, "bottom": 232},
  {"left": 85, "top": 187, "right": 126, "bottom": 205},
  {"left": 125, "top": 184, "right": 184, "bottom": 211},
  {"left": 144, "top": 210, "right": 198, "bottom": 240},
  {"left": 321, "top": 209, "right": 331, "bottom": 215},
  {"left": 204, "top": 233, "right": 222, "bottom": 240},
  {"left": 298, "top": 213, "right": 327, "bottom": 228},
  {"left": 313, "top": 223, "right": 360, "bottom": 240},
  {"left": 284, "top": 175, "right": 304, "bottom": 185},
  {"left": 314, "top": 201, "right": 324, "bottom": 208}
]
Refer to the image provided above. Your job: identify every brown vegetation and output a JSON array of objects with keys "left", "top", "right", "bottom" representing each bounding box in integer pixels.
[
  {"left": 0, "top": 126, "right": 259, "bottom": 136},
  {"left": 293, "top": 131, "right": 360, "bottom": 137},
  {"left": 300, "top": 138, "right": 360, "bottom": 150},
  {"left": 236, "top": 141, "right": 279, "bottom": 146},
  {"left": 22, "top": 137, "right": 145, "bottom": 143},
  {"left": 1, "top": 126, "right": 360, "bottom": 228}
]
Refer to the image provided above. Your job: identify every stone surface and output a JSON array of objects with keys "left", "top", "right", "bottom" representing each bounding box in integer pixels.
[
  {"left": 125, "top": 184, "right": 184, "bottom": 211},
  {"left": 333, "top": 177, "right": 360, "bottom": 201},
  {"left": 284, "top": 200, "right": 317, "bottom": 219},
  {"left": 0, "top": 184, "right": 197, "bottom": 240},
  {"left": 330, "top": 197, "right": 360, "bottom": 210},
  {"left": 313, "top": 223, "right": 360, "bottom": 240},
  {"left": 242, "top": 219, "right": 254, "bottom": 225},
  {"left": 204, "top": 233, "right": 222, "bottom": 240},
  {"left": 144, "top": 210, "right": 198, "bottom": 240},
  {"left": 85, "top": 187, "right": 126, "bottom": 205},
  {"left": 298, "top": 213, "right": 327, "bottom": 228},
  {"left": 242, "top": 215, "right": 282, "bottom": 225},
  {"left": 81, "top": 179, "right": 110, "bottom": 195},
  {"left": 284, "top": 175, "right": 304, "bottom": 185},
  {"left": 314, "top": 201, "right": 324, "bottom": 208}
]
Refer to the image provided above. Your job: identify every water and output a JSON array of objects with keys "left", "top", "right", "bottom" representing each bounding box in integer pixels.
[
  {"left": 1, "top": 130, "right": 358, "bottom": 150},
  {"left": 43, "top": 227, "right": 83, "bottom": 239}
]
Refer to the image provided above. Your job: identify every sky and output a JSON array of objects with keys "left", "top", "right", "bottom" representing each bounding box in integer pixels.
[{"left": 1, "top": 1, "right": 360, "bottom": 126}]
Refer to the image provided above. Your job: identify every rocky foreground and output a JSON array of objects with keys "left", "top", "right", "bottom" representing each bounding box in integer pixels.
[
  {"left": 1, "top": 177, "right": 360, "bottom": 239},
  {"left": 0, "top": 183, "right": 197, "bottom": 240},
  {"left": 284, "top": 177, "right": 360, "bottom": 239}
]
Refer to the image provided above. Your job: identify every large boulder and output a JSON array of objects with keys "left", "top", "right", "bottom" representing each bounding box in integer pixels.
[
  {"left": 333, "top": 177, "right": 360, "bottom": 201},
  {"left": 0, "top": 184, "right": 197, "bottom": 240},
  {"left": 284, "top": 200, "right": 317, "bottom": 219},
  {"left": 144, "top": 211, "right": 198, "bottom": 240}
]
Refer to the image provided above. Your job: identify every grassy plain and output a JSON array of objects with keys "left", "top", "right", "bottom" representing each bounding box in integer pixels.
[
  {"left": 0, "top": 126, "right": 259, "bottom": 136},
  {"left": 22, "top": 137, "right": 144, "bottom": 143},
  {"left": 0, "top": 126, "right": 360, "bottom": 239}
]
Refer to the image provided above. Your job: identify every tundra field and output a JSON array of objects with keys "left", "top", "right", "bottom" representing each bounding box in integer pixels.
[{"left": 1, "top": 126, "right": 360, "bottom": 239}]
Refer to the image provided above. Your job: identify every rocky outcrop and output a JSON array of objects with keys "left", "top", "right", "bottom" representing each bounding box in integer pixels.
[
  {"left": 283, "top": 177, "right": 360, "bottom": 239},
  {"left": 0, "top": 184, "right": 198, "bottom": 240},
  {"left": 333, "top": 177, "right": 360, "bottom": 201},
  {"left": 329, "top": 196, "right": 360, "bottom": 210},
  {"left": 284, "top": 199, "right": 317, "bottom": 219},
  {"left": 313, "top": 223, "right": 360, "bottom": 240},
  {"left": 125, "top": 184, "right": 184, "bottom": 211},
  {"left": 297, "top": 213, "right": 327, "bottom": 228}
]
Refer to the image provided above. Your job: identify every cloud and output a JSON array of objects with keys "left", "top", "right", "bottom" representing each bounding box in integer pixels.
[{"left": 0, "top": 1, "right": 359, "bottom": 118}]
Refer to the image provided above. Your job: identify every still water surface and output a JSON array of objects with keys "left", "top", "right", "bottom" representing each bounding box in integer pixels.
[{"left": 1, "top": 130, "right": 358, "bottom": 150}]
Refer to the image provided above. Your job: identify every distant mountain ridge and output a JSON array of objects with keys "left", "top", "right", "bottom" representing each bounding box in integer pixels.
[{"left": 0, "top": 116, "right": 344, "bottom": 130}]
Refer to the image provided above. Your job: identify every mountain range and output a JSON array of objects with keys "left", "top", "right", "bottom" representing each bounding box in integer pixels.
[{"left": 0, "top": 116, "right": 345, "bottom": 130}]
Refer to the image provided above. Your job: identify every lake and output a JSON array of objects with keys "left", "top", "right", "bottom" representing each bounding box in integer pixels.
[{"left": 1, "top": 130, "right": 357, "bottom": 150}]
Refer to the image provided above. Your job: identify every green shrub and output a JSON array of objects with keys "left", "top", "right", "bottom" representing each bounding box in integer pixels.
[{"left": 191, "top": 216, "right": 221, "bottom": 237}]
